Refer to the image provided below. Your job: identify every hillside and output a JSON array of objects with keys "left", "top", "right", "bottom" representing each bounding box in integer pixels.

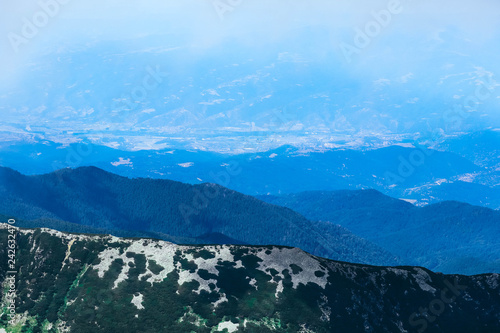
[
  {"left": 257, "top": 190, "right": 500, "bottom": 274},
  {"left": 0, "top": 167, "right": 396, "bottom": 266},
  {"left": 1, "top": 226, "right": 499, "bottom": 332}
]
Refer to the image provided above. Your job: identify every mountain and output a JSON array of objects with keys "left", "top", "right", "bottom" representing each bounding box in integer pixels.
[
  {"left": 0, "top": 213, "right": 245, "bottom": 247},
  {"left": 0, "top": 167, "right": 397, "bottom": 267},
  {"left": 1, "top": 140, "right": 499, "bottom": 209},
  {"left": 439, "top": 130, "right": 500, "bottom": 168},
  {"left": 436, "top": 130, "right": 500, "bottom": 192},
  {"left": 403, "top": 180, "right": 500, "bottom": 208},
  {"left": 1, "top": 226, "right": 499, "bottom": 332},
  {"left": 2, "top": 23, "right": 500, "bottom": 147},
  {"left": 257, "top": 190, "right": 500, "bottom": 274},
  {"left": 2, "top": 166, "right": 498, "bottom": 274}
]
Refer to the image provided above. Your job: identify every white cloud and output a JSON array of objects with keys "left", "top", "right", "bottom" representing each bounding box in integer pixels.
[
  {"left": 204, "top": 89, "right": 220, "bottom": 96},
  {"left": 374, "top": 78, "right": 391, "bottom": 87},
  {"left": 400, "top": 73, "right": 414, "bottom": 83}
]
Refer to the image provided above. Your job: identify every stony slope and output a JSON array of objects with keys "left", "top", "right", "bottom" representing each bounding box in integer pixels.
[{"left": 0, "top": 226, "right": 499, "bottom": 332}]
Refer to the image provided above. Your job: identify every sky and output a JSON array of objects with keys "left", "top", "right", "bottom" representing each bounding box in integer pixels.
[{"left": 1, "top": 0, "right": 500, "bottom": 150}]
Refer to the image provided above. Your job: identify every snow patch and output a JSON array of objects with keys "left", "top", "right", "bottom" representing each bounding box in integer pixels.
[
  {"left": 400, "top": 198, "right": 417, "bottom": 205},
  {"left": 255, "top": 247, "right": 328, "bottom": 289},
  {"left": 412, "top": 268, "right": 436, "bottom": 293},
  {"left": 216, "top": 320, "right": 239, "bottom": 333},
  {"left": 275, "top": 280, "right": 284, "bottom": 298},
  {"left": 131, "top": 293, "right": 145, "bottom": 310},
  {"left": 93, "top": 248, "right": 121, "bottom": 278},
  {"left": 93, "top": 238, "right": 177, "bottom": 287}
]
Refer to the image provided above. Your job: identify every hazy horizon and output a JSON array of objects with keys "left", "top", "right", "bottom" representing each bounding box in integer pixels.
[{"left": 1, "top": 0, "right": 500, "bottom": 151}]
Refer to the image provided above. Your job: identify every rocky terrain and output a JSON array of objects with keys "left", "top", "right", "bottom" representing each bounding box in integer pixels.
[{"left": 0, "top": 226, "right": 499, "bottom": 332}]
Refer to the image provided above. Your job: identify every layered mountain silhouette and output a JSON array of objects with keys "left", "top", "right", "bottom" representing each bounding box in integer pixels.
[
  {"left": 1, "top": 139, "right": 498, "bottom": 209},
  {"left": 0, "top": 166, "right": 396, "bottom": 266},
  {"left": 258, "top": 190, "right": 500, "bottom": 274},
  {"left": 1, "top": 166, "right": 498, "bottom": 274}
]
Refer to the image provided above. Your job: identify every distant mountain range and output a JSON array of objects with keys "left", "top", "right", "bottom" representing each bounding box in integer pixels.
[
  {"left": 0, "top": 166, "right": 397, "bottom": 267},
  {"left": 1, "top": 227, "right": 499, "bottom": 332},
  {"left": 257, "top": 190, "right": 500, "bottom": 275},
  {"left": 2, "top": 27, "right": 499, "bottom": 149},
  {"left": 0, "top": 167, "right": 498, "bottom": 274},
  {"left": 0, "top": 134, "right": 499, "bottom": 209},
  {"left": 438, "top": 130, "right": 500, "bottom": 169}
]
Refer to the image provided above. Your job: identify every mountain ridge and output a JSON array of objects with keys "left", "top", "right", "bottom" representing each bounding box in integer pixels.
[
  {"left": 1, "top": 225, "right": 499, "bottom": 332},
  {"left": 1, "top": 138, "right": 498, "bottom": 209},
  {"left": 0, "top": 166, "right": 398, "bottom": 267},
  {"left": 257, "top": 189, "right": 500, "bottom": 274}
]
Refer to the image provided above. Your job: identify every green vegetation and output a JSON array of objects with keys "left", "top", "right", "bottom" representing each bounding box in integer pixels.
[
  {"left": 0, "top": 228, "right": 499, "bottom": 332},
  {"left": 0, "top": 167, "right": 398, "bottom": 267},
  {"left": 259, "top": 189, "right": 500, "bottom": 274}
]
